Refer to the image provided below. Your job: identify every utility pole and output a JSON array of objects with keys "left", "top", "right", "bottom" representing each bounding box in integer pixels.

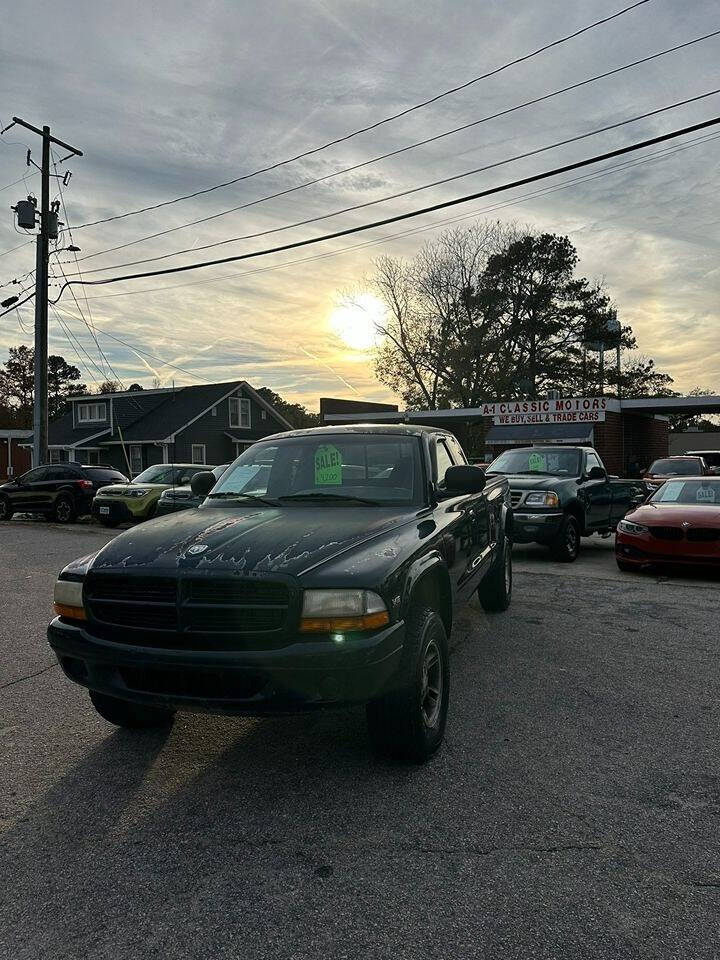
[{"left": 3, "top": 117, "right": 82, "bottom": 467}]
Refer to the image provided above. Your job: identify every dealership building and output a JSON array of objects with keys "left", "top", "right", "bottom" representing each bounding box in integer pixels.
[{"left": 321, "top": 394, "right": 720, "bottom": 476}]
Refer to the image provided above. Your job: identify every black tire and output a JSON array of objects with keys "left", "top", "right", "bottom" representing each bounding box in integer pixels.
[
  {"left": 0, "top": 495, "right": 13, "bottom": 521},
  {"left": 478, "top": 535, "right": 512, "bottom": 612},
  {"left": 366, "top": 606, "right": 449, "bottom": 764},
  {"left": 53, "top": 494, "right": 76, "bottom": 525},
  {"left": 89, "top": 690, "right": 175, "bottom": 729},
  {"left": 99, "top": 518, "right": 119, "bottom": 528},
  {"left": 616, "top": 558, "right": 639, "bottom": 573},
  {"left": 550, "top": 514, "right": 580, "bottom": 562}
]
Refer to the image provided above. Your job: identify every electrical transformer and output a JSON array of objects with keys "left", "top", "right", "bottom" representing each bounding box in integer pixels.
[{"left": 14, "top": 197, "right": 37, "bottom": 229}]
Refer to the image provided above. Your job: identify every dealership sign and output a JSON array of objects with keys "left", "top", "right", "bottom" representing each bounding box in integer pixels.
[{"left": 482, "top": 397, "right": 608, "bottom": 425}]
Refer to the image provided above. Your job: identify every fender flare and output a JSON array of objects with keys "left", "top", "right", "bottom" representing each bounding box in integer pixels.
[{"left": 401, "top": 551, "right": 453, "bottom": 637}]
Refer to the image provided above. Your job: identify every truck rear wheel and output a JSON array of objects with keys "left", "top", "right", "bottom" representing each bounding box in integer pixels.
[
  {"left": 478, "top": 536, "right": 512, "bottom": 612},
  {"left": 366, "top": 606, "right": 449, "bottom": 764},
  {"left": 550, "top": 515, "right": 580, "bottom": 562},
  {"left": 89, "top": 691, "right": 175, "bottom": 729}
]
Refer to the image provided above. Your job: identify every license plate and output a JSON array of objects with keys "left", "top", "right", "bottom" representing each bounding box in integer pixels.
[{"left": 99, "top": 506, "right": 110, "bottom": 515}]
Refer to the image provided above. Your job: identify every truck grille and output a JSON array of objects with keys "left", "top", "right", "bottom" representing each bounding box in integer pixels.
[
  {"left": 510, "top": 490, "right": 524, "bottom": 508},
  {"left": 84, "top": 573, "right": 294, "bottom": 650}
]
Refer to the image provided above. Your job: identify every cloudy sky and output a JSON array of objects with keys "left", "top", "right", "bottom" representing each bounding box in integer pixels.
[{"left": 1, "top": 0, "right": 718, "bottom": 408}]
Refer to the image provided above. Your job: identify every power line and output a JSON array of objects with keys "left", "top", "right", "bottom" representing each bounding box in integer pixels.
[
  {"left": 50, "top": 128, "right": 720, "bottom": 309},
  {"left": 0, "top": 290, "right": 35, "bottom": 317},
  {"left": 44, "top": 115, "right": 720, "bottom": 302},
  {"left": 69, "top": 27, "right": 720, "bottom": 267},
  {"left": 60, "top": 89, "right": 720, "bottom": 277},
  {"left": 0, "top": 239, "right": 34, "bottom": 260},
  {"left": 69, "top": 0, "right": 655, "bottom": 231}
]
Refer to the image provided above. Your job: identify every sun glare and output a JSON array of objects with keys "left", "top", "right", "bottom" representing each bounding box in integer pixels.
[{"left": 329, "top": 294, "right": 386, "bottom": 352}]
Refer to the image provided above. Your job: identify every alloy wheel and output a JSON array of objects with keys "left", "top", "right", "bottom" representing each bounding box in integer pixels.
[
  {"left": 56, "top": 500, "right": 71, "bottom": 523},
  {"left": 421, "top": 638, "right": 443, "bottom": 729}
]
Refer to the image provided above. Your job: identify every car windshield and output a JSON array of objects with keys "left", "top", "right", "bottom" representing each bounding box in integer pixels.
[
  {"left": 487, "top": 448, "right": 580, "bottom": 476},
  {"left": 210, "top": 435, "right": 424, "bottom": 506},
  {"left": 651, "top": 479, "right": 720, "bottom": 505},
  {"left": 133, "top": 464, "right": 207, "bottom": 485},
  {"left": 648, "top": 458, "right": 702, "bottom": 476}
]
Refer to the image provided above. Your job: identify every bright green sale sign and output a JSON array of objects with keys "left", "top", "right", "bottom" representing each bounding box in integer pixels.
[{"left": 314, "top": 444, "right": 343, "bottom": 485}]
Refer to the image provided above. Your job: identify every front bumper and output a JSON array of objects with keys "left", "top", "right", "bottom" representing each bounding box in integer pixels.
[
  {"left": 615, "top": 533, "right": 720, "bottom": 566},
  {"left": 512, "top": 511, "right": 564, "bottom": 544},
  {"left": 48, "top": 617, "right": 405, "bottom": 714},
  {"left": 92, "top": 497, "right": 154, "bottom": 523}
]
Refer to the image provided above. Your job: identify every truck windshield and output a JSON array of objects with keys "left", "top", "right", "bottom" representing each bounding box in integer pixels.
[
  {"left": 487, "top": 448, "right": 581, "bottom": 476},
  {"left": 210, "top": 435, "right": 424, "bottom": 506}
]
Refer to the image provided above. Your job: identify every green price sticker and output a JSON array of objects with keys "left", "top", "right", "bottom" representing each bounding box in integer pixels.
[
  {"left": 528, "top": 452, "right": 546, "bottom": 472},
  {"left": 314, "top": 444, "right": 343, "bottom": 485}
]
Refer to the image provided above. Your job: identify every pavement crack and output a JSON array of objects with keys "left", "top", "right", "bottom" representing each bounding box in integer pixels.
[{"left": 0, "top": 662, "right": 58, "bottom": 691}]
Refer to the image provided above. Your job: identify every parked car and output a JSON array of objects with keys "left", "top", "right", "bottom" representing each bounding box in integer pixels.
[
  {"left": 615, "top": 476, "right": 720, "bottom": 570},
  {"left": 156, "top": 463, "right": 229, "bottom": 516},
  {"left": 0, "top": 463, "right": 128, "bottom": 524},
  {"left": 643, "top": 456, "right": 710, "bottom": 492},
  {"left": 685, "top": 450, "right": 720, "bottom": 475},
  {"left": 91, "top": 462, "right": 215, "bottom": 527},
  {"left": 486, "top": 445, "right": 645, "bottom": 562},
  {"left": 49, "top": 424, "right": 513, "bottom": 763}
]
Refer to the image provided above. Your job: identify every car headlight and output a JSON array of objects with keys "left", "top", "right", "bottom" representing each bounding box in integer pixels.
[
  {"left": 617, "top": 519, "right": 648, "bottom": 535},
  {"left": 300, "top": 589, "right": 389, "bottom": 633},
  {"left": 125, "top": 488, "right": 151, "bottom": 497},
  {"left": 524, "top": 491, "right": 560, "bottom": 508},
  {"left": 53, "top": 578, "right": 87, "bottom": 620}
]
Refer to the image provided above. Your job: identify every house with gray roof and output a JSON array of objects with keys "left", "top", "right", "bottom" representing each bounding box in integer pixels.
[{"left": 31, "top": 380, "right": 292, "bottom": 476}]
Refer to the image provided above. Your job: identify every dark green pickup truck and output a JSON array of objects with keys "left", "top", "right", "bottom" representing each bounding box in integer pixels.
[{"left": 486, "top": 445, "right": 645, "bottom": 562}]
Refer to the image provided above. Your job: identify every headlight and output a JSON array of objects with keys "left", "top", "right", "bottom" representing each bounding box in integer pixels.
[
  {"left": 126, "top": 488, "right": 151, "bottom": 497},
  {"left": 617, "top": 519, "right": 648, "bottom": 535},
  {"left": 300, "top": 589, "right": 389, "bottom": 633},
  {"left": 524, "top": 491, "right": 560, "bottom": 508},
  {"left": 53, "top": 578, "right": 86, "bottom": 620}
]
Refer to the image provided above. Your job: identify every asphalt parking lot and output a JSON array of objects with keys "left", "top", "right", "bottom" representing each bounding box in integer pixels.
[{"left": 2, "top": 521, "right": 720, "bottom": 959}]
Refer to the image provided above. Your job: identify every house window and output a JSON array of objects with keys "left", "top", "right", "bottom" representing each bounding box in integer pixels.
[
  {"left": 229, "top": 397, "right": 251, "bottom": 429},
  {"left": 191, "top": 444, "right": 206, "bottom": 465},
  {"left": 129, "top": 445, "right": 143, "bottom": 477},
  {"left": 77, "top": 402, "right": 107, "bottom": 423},
  {"left": 211, "top": 406, "right": 217, "bottom": 417},
  {"left": 260, "top": 409, "right": 267, "bottom": 421},
  {"left": 49, "top": 448, "right": 62, "bottom": 463}
]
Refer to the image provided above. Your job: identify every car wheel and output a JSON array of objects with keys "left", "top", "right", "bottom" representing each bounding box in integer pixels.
[
  {"left": 0, "top": 495, "right": 14, "bottom": 521},
  {"left": 366, "top": 606, "right": 449, "bottom": 764},
  {"left": 616, "top": 559, "right": 639, "bottom": 573},
  {"left": 53, "top": 495, "right": 76, "bottom": 524},
  {"left": 478, "top": 535, "right": 512, "bottom": 612},
  {"left": 550, "top": 515, "right": 580, "bottom": 562},
  {"left": 89, "top": 691, "right": 176, "bottom": 729}
]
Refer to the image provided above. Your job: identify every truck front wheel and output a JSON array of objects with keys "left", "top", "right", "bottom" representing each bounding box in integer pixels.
[
  {"left": 89, "top": 691, "right": 175, "bottom": 729},
  {"left": 366, "top": 607, "right": 449, "bottom": 764},
  {"left": 550, "top": 515, "right": 580, "bottom": 562}
]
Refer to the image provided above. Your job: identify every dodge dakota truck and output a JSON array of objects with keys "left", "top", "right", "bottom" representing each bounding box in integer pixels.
[
  {"left": 49, "top": 425, "right": 513, "bottom": 763},
  {"left": 486, "top": 445, "right": 644, "bottom": 562}
]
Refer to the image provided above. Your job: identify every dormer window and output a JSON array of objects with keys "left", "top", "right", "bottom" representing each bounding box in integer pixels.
[
  {"left": 77, "top": 401, "right": 107, "bottom": 423},
  {"left": 229, "top": 397, "right": 250, "bottom": 429}
]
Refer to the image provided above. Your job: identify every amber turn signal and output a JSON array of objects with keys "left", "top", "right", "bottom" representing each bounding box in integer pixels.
[
  {"left": 53, "top": 603, "right": 87, "bottom": 620},
  {"left": 299, "top": 610, "right": 390, "bottom": 633}
]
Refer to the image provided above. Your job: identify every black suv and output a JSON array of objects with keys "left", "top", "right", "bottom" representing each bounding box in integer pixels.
[{"left": 0, "top": 463, "right": 128, "bottom": 524}]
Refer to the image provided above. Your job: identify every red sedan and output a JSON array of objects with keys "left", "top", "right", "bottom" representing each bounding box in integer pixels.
[{"left": 616, "top": 477, "right": 720, "bottom": 571}]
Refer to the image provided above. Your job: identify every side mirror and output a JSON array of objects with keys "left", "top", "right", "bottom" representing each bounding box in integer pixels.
[
  {"left": 190, "top": 471, "right": 217, "bottom": 498},
  {"left": 587, "top": 466, "right": 607, "bottom": 481},
  {"left": 445, "top": 464, "right": 486, "bottom": 494}
]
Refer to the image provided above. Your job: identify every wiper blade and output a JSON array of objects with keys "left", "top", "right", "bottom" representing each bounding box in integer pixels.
[
  {"left": 207, "top": 492, "right": 280, "bottom": 506},
  {"left": 278, "top": 493, "right": 380, "bottom": 505}
]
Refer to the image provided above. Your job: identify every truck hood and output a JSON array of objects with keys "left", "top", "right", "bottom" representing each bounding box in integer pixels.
[
  {"left": 488, "top": 473, "right": 571, "bottom": 491},
  {"left": 90, "top": 504, "right": 418, "bottom": 579}
]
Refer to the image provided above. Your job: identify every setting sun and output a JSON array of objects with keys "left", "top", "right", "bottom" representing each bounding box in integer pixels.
[{"left": 329, "top": 293, "right": 386, "bottom": 352}]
